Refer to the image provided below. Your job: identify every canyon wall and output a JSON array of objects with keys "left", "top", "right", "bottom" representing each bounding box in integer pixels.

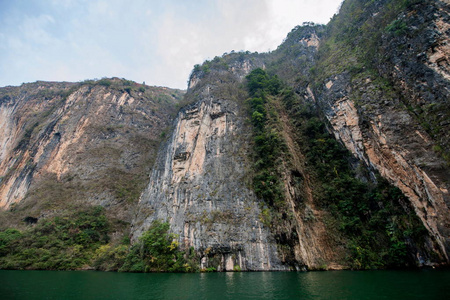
[
  {"left": 133, "top": 63, "right": 291, "bottom": 271},
  {"left": 313, "top": 0, "right": 450, "bottom": 261},
  {"left": 1, "top": 0, "right": 449, "bottom": 270},
  {"left": 0, "top": 80, "right": 183, "bottom": 226}
]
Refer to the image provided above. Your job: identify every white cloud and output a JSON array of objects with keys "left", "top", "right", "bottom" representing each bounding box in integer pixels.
[
  {"left": 50, "top": 0, "right": 77, "bottom": 9},
  {"left": 0, "top": 0, "right": 343, "bottom": 89},
  {"left": 154, "top": 0, "right": 272, "bottom": 88},
  {"left": 20, "top": 14, "right": 56, "bottom": 45}
]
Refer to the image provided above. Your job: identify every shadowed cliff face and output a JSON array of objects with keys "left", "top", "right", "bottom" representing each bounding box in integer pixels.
[
  {"left": 377, "top": 0, "right": 450, "bottom": 258},
  {"left": 312, "top": 0, "right": 450, "bottom": 261},
  {"left": 0, "top": 79, "right": 183, "bottom": 227},
  {"left": 320, "top": 72, "right": 450, "bottom": 262}
]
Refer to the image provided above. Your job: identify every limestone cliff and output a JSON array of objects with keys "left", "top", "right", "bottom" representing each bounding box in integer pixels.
[
  {"left": 1, "top": 0, "right": 449, "bottom": 271},
  {"left": 133, "top": 0, "right": 450, "bottom": 269},
  {"left": 311, "top": 0, "right": 450, "bottom": 262},
  {"left": 133, "top": 59, "right": 291, "bottom": 271},
  {"left": 133, "top": 54, "right": 348, "bottom": 271},
  {"left": 0, "top": 79, "right": 183, "bottom": 229}
]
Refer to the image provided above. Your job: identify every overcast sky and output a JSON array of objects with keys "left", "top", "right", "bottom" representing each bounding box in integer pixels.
[{"left": 0, "top": 0, "right": 343, "bottom": 90}]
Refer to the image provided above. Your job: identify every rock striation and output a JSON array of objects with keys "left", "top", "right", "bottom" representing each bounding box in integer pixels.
[
  {"left": 313, "top": 0, "right": 450, "bottom": 262},
  {"left": 133, "top": 64, "right": 289, "bottom": 271},
  {"left": 1, "top": 0, "right": 449, "bottom": 271},
  {"left": 0, "top": 79, "right": 183, "bottom": 226},
  {"left": 133, "top": 0, "right": 450, "bottom": 269}
]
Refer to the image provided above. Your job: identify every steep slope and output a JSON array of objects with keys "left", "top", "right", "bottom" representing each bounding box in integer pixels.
[
  {"left": 309, "top": 0, "right": 450, "bottom": 261},
  {"left": 132, "top": 54, "right": 357, "bottom": 271},
  {"left": 1, "top": 0, "right": 449, "bottom": 272},
  {"left": 133, "top": 0, "right": 449, "bottom": 270},
  {"left": 132, "top": 57, "right": 293, "bottom": 271},
  {"left": 0, "top": 79, "right": 183, "bottom": 229}
]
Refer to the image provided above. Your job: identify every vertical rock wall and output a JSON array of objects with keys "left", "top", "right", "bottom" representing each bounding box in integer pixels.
[
  {"left": 0, "top": 81, "right": 182, "bottom": 222},
  {"left": 316, "top": 0, "right": 450, "bottom": 261},
  {"left": 133, "top": 80, "right": 289, "bottom": 271}
]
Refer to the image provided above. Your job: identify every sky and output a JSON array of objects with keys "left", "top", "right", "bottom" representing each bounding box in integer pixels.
[{"left": 0, "top": 0, "right": 343, "bottom": 90}]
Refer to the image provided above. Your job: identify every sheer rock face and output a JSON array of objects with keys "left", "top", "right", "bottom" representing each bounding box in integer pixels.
[
  {"left": 1, "top": 0, "right": 449, "bottom": 271},
  {"left": 317, "top": 1, "right": 450, "bottom": 261},
  {"left": 321, "top": 73, "right": 450, "bottom": 262},
  {"left": 0, "top": 81, "right": 183, "bottom": 222},
  {"left": 133, "top": 49, "right": 344, "bottom": 270},
  {"left": 133, "top": 78, "right": 289, "bottom": 271}
]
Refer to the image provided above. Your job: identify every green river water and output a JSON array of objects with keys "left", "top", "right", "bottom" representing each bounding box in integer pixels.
[{"left": 0, "top": 269, "right": 449, "bottom": 299}]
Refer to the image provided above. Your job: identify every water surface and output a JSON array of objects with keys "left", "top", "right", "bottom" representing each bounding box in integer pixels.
[{"left": 1, "top": 269, "right": 448, "bottom": 299}]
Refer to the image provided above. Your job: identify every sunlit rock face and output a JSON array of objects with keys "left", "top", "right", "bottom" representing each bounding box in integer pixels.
[
  {"left": 1, "top": 0, "right": 450, "bottom": 271},
  {"left": 316, "top": 0, "right": 450, "bottom": 261},
  {"left": 0, "top": 80, "right": 183, "bottom": 224},
  {"left": 133, "top": 72, "right": 290, "bottom": 271}
]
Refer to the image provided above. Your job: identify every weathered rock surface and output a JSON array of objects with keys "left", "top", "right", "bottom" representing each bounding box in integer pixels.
[
  {"left": 1, "top": 0, "right": 449, "bottom": 271},
  {"left": 314, "top": 0, "right": 450, "bottom": 261},
  {"left": 133, "top": 0, "right": 450, "bottom": 269},
  {"left": 0, "top": 79, "right": 183, "bottom": 226},
  {"left": 133, "top": 64, "right": 289, "bottom": 271}
]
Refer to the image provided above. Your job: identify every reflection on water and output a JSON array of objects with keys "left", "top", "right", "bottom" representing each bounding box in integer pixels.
[{"left": 0, "top": 269, "right": 449, "bottom": 299}]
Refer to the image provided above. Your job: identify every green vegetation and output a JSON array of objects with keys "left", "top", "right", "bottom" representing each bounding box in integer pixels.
[
  {"left": 245, "top": 64, "right": 428, "bottom": 269},
  {"left": 385, "top": 19, "right": 407, "bottom": 35},
  {"left": 0, "top": 209, "right": 196, "bottom": 272},
  {"left": 283, "top": 93, "right": 428, "bottom": 269},
  {"left": 188, "top": 50, "right": 262, "bottom": 89},
  {"left": 80, "top": 78, "right": 184, "bottom": 101},
  {"left": 120, "top": 220, "right": 197, "bottom": 272},
  {"left": 0, "top": 206, "right": 109, "bottom": 270},
  {"left": 246, "top": 68, "right": 285, "bottom": 207},
  {"left": 246, "top": 69, "right": 308, "bottom": 265},
  {"left": 97, "top": 78, "right": 112, "bottom": 87},
  {"left": 311, "top": 0, "right": 421, "bottom": 84},
  {"left": 268, "top": 23, "right": 325, "bottom": 84}
]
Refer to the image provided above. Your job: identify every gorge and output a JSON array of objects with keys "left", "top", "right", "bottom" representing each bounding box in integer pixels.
[{"left": 0, "top": 0, "right": 449, "bottom": 272}]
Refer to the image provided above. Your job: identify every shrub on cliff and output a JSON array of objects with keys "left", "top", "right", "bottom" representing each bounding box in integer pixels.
[
  {"left": 0, "top": 206, "right": 110, "bottom": 270},
  {"left": 246, "top": 68, "right": 286, "bottom": 208},
  {"left": 120, "top": 220, "right": 196, "bottom": 272}
]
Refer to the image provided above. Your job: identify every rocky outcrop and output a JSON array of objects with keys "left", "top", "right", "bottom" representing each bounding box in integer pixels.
[
  {"left": 133, "top": 69, "right": 289, "bottom": 271},
  {"left": 1, "top": 0, "right": 449, "bottom": 271},
  {"left": 0, "top": 80, "right": 183, "bottom": 225},
  {"left": 320, "top": 73, "right": 449, "bottom": 262},
  {"left": 0, "top": 82, "right": 77, "bottom": 208},
  {"left": 314, "top": 0, "right": 450, "bottom": 261}
]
